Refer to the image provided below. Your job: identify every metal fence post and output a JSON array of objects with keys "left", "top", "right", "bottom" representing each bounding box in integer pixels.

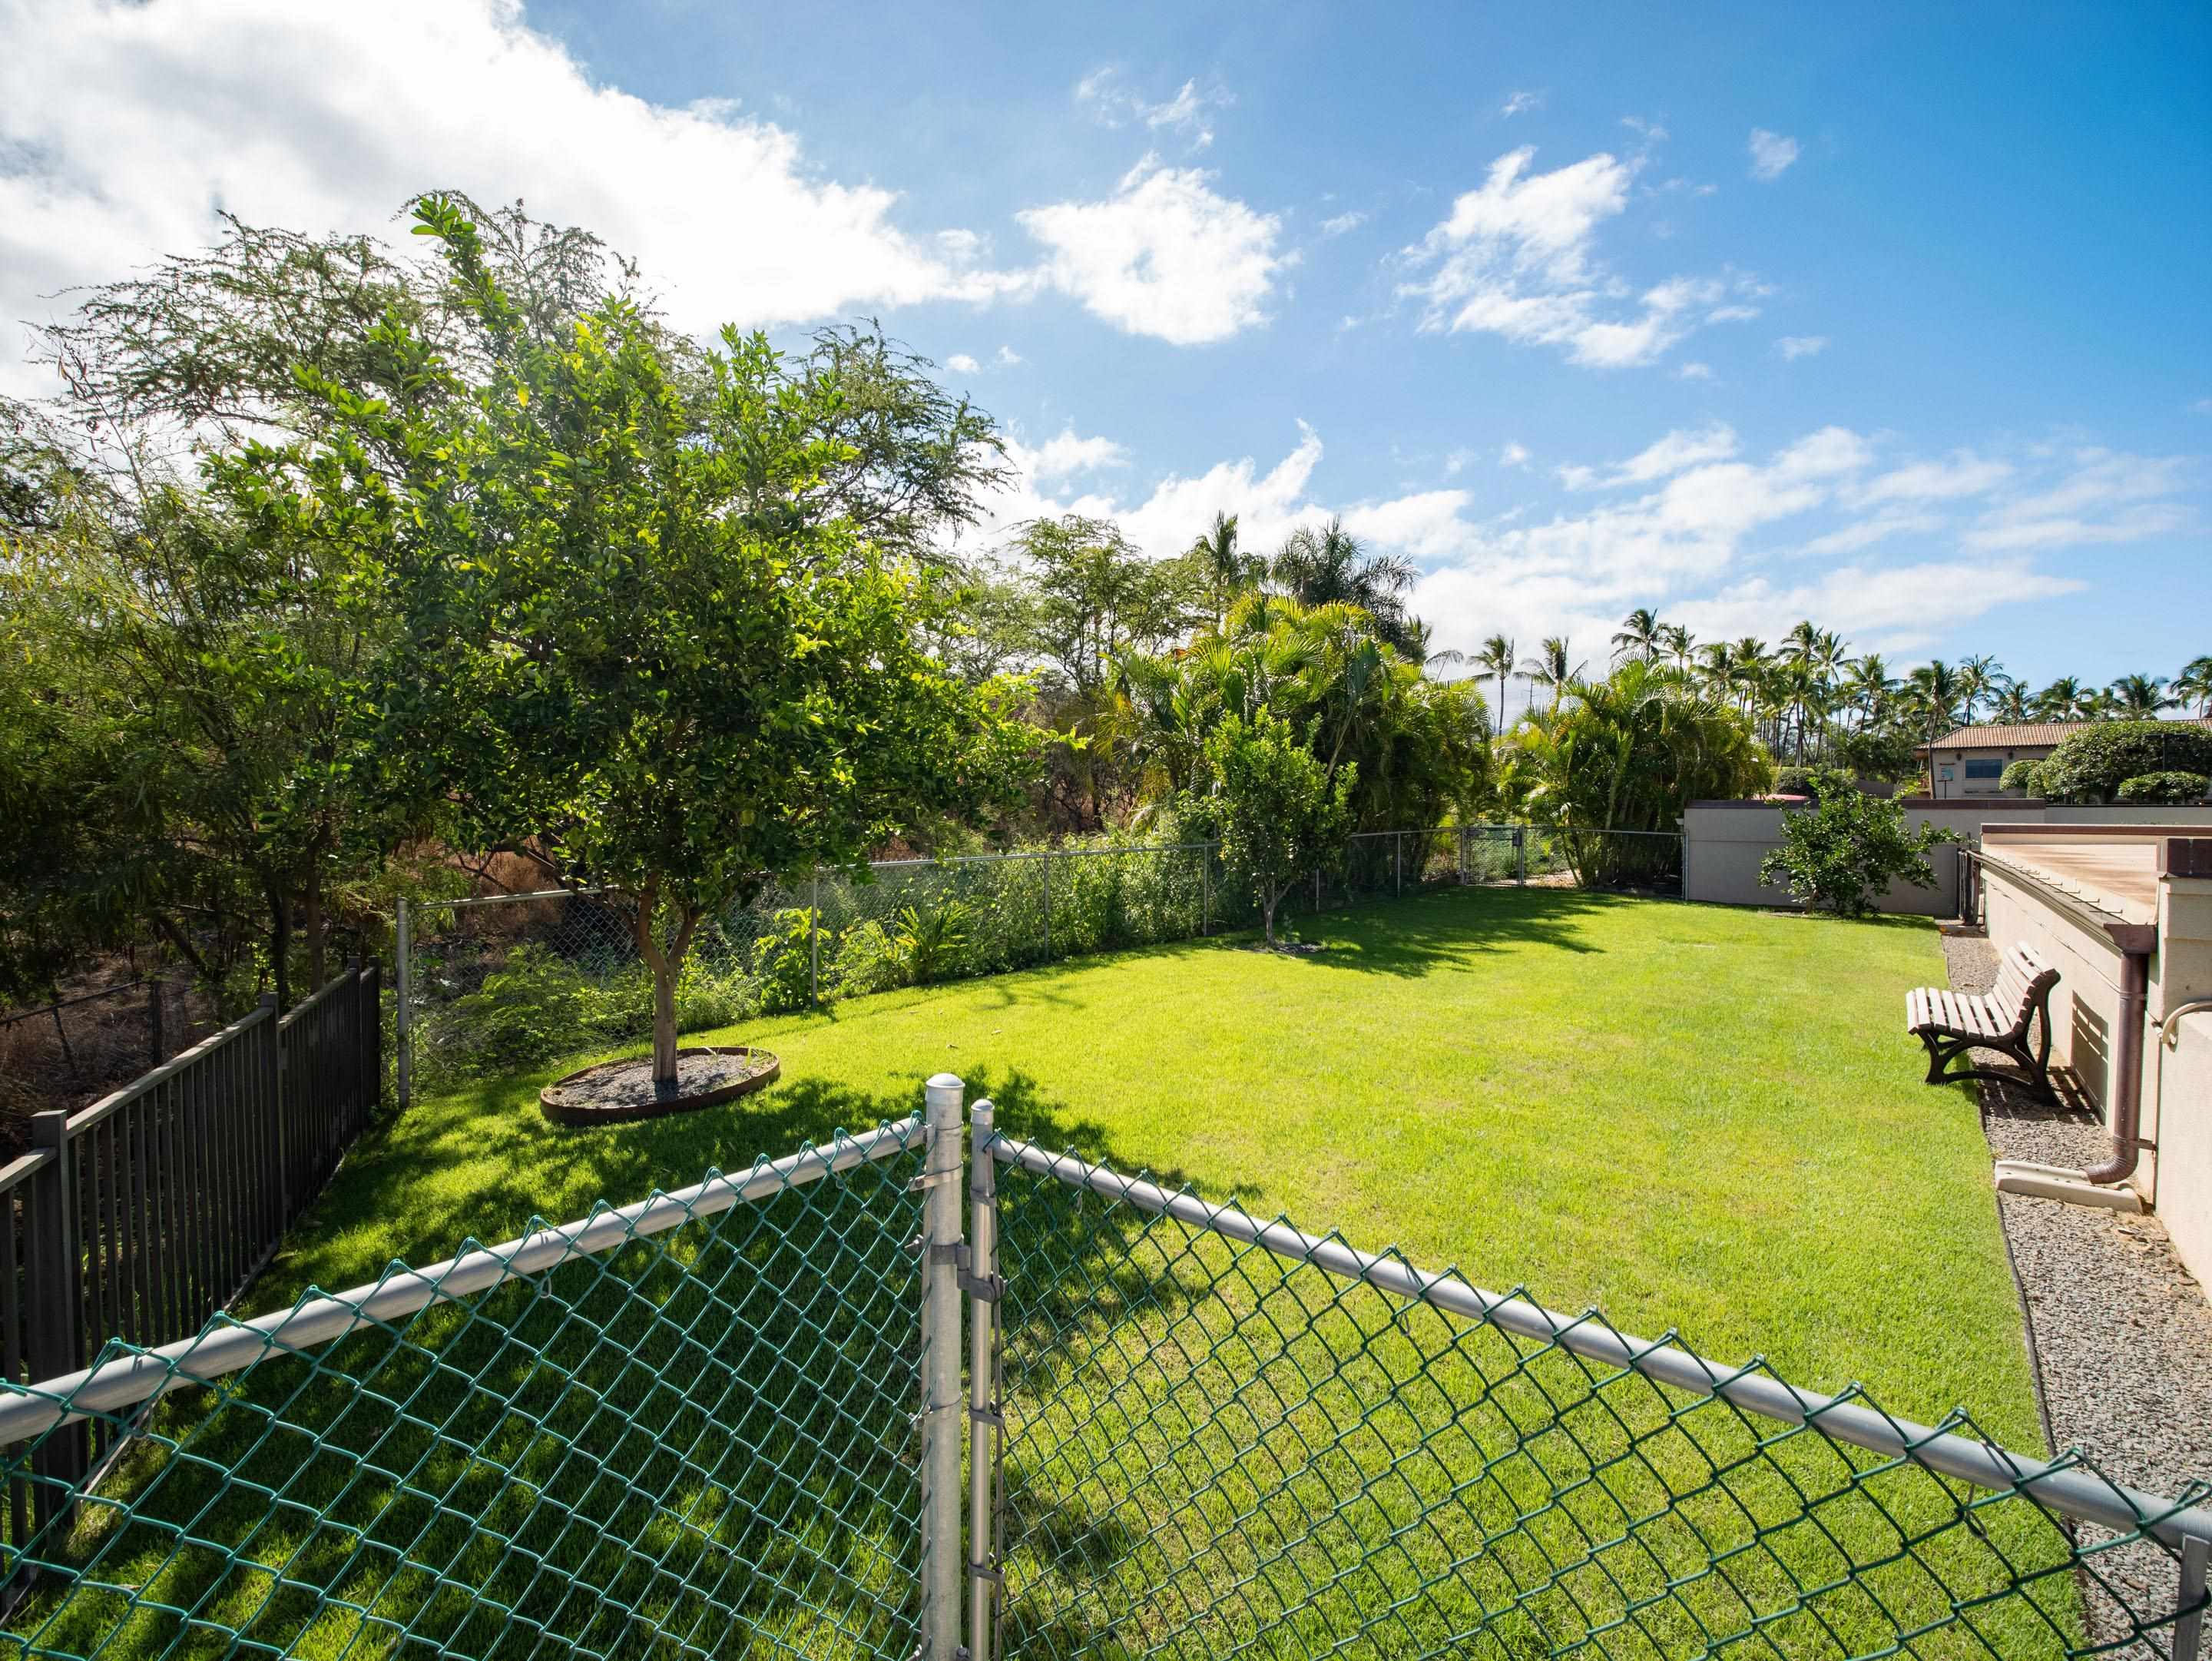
[
  {"left": 25, "top": 1110, "right": 88, "bottom": 1508},
  {"left": 1201, "top": 844, "right": 1212, "bottom": 937},
  {"left": 1515, "top": 826, "right": 1527, "bottom": 884},
  {"left": 1042, "top": 854, "right": 1053, "bottom": 961},
  {"left": 265, "top": 992, "right": 290, "bottom": 1228},
  {"left": 919, "top": 1073, "right": 966, "bottom": 1661},
  {"left": 1395, "top": 832, "right": 1403, "bottom": 897},
  {"left": 967, "top": 1097, "right": 1002, "bottom": 1661},
  {"left": 1459, "top": 826, "right": 1470, "bottom": 886},
  {"left": 810, "top": 870, "right": 821, "bottom": 1006},
  {"left": 2177, "top": 1531, "right": 2207, "bottom": 1661},
  {"left": 393, "top": 898, "right": 412, "bottom": 1111}
]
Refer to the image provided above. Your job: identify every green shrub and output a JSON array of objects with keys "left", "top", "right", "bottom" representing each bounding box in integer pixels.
[
  {"left": 2035, "top": 721, "right": 2212, "bottom": 803},
  {"left": 1770, "top": 766, "right": 1821, "bottom": 799},
  {"left": 1758, "top": 792, "right": 1958, "bottom": 918},
  {"left": 1998, "top": 759, "right": 2045, "bottom": 796},
  {"left": 446, "top": 943, "right": 589, "bottom": 1073},
  {"left": 893, "top": 898, "right": 972, "bottom": 985},
  {"left": 673, "top": 955, "right": 760, "bottom": 1032},
  {"left": 2115, "top": 770, "right": 2210, "bottom": 805},
  {"left": 831, "top": 919, "right": 907, "bottom": 996},
  {"left": 751, "top": 908, "right": 818, "bottom": 1013}
]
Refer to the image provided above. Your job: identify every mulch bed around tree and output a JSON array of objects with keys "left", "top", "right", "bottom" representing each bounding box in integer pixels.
[{"left": 540, "top": 1046, "right": 780, "bottom": 1126}]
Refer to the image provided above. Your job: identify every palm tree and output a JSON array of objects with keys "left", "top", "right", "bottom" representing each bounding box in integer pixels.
[
  {"left": 1783, "top": 619, "right": 1821, "bottom": 668},
  {"left": 2035, "top": 676, "right": 2091, "bottom": 721},
  {"left": 1906, "top": 661, "right": 1963, "bottom": 743},
  {"left": 1989, "top": 676, "right": 2031, "bottom": 724},
  {"left": 1519, "top": 636, "right": 1586, "bottom": 711},
  {"left": 1659, "top": 623, "right": 1695, "bottom": 670},
  {"left": 1611, "top": 608, "right": 1664, "bottom": 665},
  {"left": 1956, "top": 654, "right": 2003, "bottom": 723},
  {"left": 1269, "top": 519, "right": 1419, "bottom": 651},
  {"left": 1188, "top": 510, "right": 1251, "bottom": 628},
  {"left": 2176, "top": 655, "right": 2212, "bottom": 717},
  {"left": 2108, "top": 673, "right": 2174, "bottom": 718},
  {"left": 1846, "top": 654, "right": 1895, "bottom": 731},
  {"left": 1474, "top": 635, "right": 1517, "bottom": 735}
]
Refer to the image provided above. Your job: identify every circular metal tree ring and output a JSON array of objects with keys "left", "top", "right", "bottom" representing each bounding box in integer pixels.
[{"left": 539, "top": 1045, "right": 780, "bottom": 1126}]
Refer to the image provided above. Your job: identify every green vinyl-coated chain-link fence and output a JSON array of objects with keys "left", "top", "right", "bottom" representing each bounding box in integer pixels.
[
  {"left": 7, "top": 1085, "right": 2206, "bottom": 1661},
  {"left": 983, "top": 1132, "right": 2212, "bottom": 1661},
  {"left": 0, "top": 1120, "right": 929, "bottom": 1661}
]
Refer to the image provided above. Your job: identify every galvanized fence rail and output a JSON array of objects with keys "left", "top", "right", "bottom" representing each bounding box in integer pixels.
[
  {"left": 396, "top": 827, "right": 1683, "bottom": 1104},
  {"left": 2, "top": 963, "right": 380, "bottom": 1553}
]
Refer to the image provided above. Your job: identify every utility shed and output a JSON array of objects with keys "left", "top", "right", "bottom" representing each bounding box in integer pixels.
[{"left": 1977, "top": 825, "right": 2212, "bottom": 1291}]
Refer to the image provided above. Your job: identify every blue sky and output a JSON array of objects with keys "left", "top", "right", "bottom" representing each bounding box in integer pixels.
[{"left": 4, "top": 0, "right": 2207, "bottom": 706}]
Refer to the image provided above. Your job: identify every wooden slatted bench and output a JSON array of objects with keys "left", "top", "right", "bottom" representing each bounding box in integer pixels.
[{"left": 1907, "top": 943, "right": 2059, "bottom": 1099}]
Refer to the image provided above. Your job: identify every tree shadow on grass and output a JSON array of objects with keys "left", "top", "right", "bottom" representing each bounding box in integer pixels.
[{"left": 1286, "top": 884, "right": 1614, "bottom": 980}]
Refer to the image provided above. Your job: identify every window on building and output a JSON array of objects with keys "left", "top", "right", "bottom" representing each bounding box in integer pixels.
[{"left": 1964, "top": 759, "right": 2004, "bottom": 780}]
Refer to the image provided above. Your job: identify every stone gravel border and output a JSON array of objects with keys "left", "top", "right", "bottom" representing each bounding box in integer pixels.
[{"left": 1942, "top": 929, "right": 2212, "bottom": 1650}]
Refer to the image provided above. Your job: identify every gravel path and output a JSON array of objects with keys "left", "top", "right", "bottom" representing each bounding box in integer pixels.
[{"left": 1941, "top": 930, "right": 2212, "bottom": 1652}]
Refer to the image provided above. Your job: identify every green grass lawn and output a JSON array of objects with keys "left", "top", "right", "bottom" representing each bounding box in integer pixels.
[
  {"left": 270, "top": 884, "right": 2033, "bottom": 1438},
  {"left": 14, "top": 887, "right": 2079, "bottom": 1658}
]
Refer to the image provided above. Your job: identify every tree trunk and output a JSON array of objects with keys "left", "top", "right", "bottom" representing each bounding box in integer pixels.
[
  {"left": 635, "top": 894, "right": 703, "bottom": 1088},
  {"left": 302, "top": 860, "right": 326, "bottom": 992},
  {"left": 267, "top": 883, "right": 291, "bottom": 1013}
]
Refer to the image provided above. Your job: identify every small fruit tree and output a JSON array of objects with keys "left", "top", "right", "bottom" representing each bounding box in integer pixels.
[
  {"left": 255, "top": 197, "right": 1031, "bottom": 1086},
  {"left": 1198, "top": 710, "right": 1354, "bottom": 948},
  {"left": 1758, "top": 775, "right": 1958, "bottom": 917}
]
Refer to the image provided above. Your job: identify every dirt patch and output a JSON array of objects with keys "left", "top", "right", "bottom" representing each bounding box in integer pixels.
[
  {"left": 540, "top": 1046, "right": 780, "bottom": 1126},
  {"left": 1240, "top": 940, "right": 1327, "bottom": 956}
]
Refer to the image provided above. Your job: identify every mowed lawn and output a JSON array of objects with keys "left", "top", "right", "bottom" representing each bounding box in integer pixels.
[{"left": 267, "top": 883, "right": 2037, "bottom": 1445}]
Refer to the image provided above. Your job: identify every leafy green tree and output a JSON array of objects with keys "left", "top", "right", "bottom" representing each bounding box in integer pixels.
[
  {"left": 244, "top": 197, "right": 1033, "bottom": 1083},
  {"left": 1759, "top": 783, "right": 1958, "bottom": 917},
  {"left": 1195, "top": 709, "right": 1353, "bottom": 947},
  {"left": 2034, "top": 721, "right": 2212, "bottom": 804},
  {"left": 1475, "top": 635, "right": 1517, "bottom": 735},
  {"left": 1187, "top": 510, "right": 1255, "bottom": 628},
  {"left": 2115, "top": 771, "right": 2208, "bottom": 805}
]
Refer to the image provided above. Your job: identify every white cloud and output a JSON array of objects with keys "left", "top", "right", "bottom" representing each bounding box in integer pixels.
[
  {"left": 945, "top": 353, "right": 982, "bottom": 375},
  {"left": 1399, "top": 147, "right": 1762, "bottom": 369},
  {"left": 1677, "top": 361, "right": 1715, "bottom": 380},
  {"left": 979, "top": 418, "right": 2134, "bottom": 672},
  {"left": 1776, "top": 334, "right": 1828, "bottom": 360},
  {"left": 1747, "top": 129, "right": 1800, "bottom": 181},
  {"left": 994, "top": 345, "right": 1023, "bottom": 366},
  {"left": 1018, "top": 157, "right": 1286, "bottom": 344},
  {"left": 1320, "top": 210, "right": 1369, "bottom": 237},
  {"left": 1851, "top": 451, "right": 2013, "bottom": 506},
  {"left": 2192, "top": 397, "right": 2212, "bottom": 415},
  {"left": 1502, "top": 90, "right": 1545, "bottom": 118},
  {"left": 1075, "top": 70, "right": 1232, "bottom": 149},
  {"left": 1012, "top": 426, "right": 1131, "bottom": 486},
  {"left": 0, "top": 0, "right": 1033, "bottom": 393},
  {"left": 1963, "top": 448, "right": 2195, "bottom": 552},
  {"left": 1559, "top": 423, "right": 1740, "bottom": 489},
  {"left": 1498, "top": 442, "right": 1532, "bottom": 469}
]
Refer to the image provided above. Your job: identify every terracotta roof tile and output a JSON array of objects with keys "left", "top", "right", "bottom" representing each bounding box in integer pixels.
[{"left": 1919, "top": 718, "right": 2212, "bottom": 751}]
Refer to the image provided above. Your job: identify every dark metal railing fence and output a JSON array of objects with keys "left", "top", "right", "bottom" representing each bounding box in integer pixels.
[{"left": 1, "top": 962, "right": 380, "bottom": 1550}]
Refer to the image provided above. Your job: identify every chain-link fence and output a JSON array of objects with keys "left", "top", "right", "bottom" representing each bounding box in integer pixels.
[
  {"left": 1, "top": 1117, "right": 929, "bottom": 1658},
  {"left": 3, "top": 1086, "right": 2208, "bottom": 1659},
  {"left": 982, "top": 1128, "right": 2212, "bottom": 1661},
  {"left": 396, "top": 829, "right": 1686, "bottom": 1102}
]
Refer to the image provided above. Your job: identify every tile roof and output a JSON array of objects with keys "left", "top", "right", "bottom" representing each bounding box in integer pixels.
[{"left": 1920, "top": 718, "right": 2212, "bottom": 751}]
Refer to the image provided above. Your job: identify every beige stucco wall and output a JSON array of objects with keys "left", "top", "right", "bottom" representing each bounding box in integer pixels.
[
  {"left": 2154, "top": 1010, "right": 2212, "bottom": 1295},
  {"left": 1979, "top": 858, "right": 2212, "bottom": 1291},
  {"left": 1682, "top": 801, "right": 2212, "bottom": 913}
]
